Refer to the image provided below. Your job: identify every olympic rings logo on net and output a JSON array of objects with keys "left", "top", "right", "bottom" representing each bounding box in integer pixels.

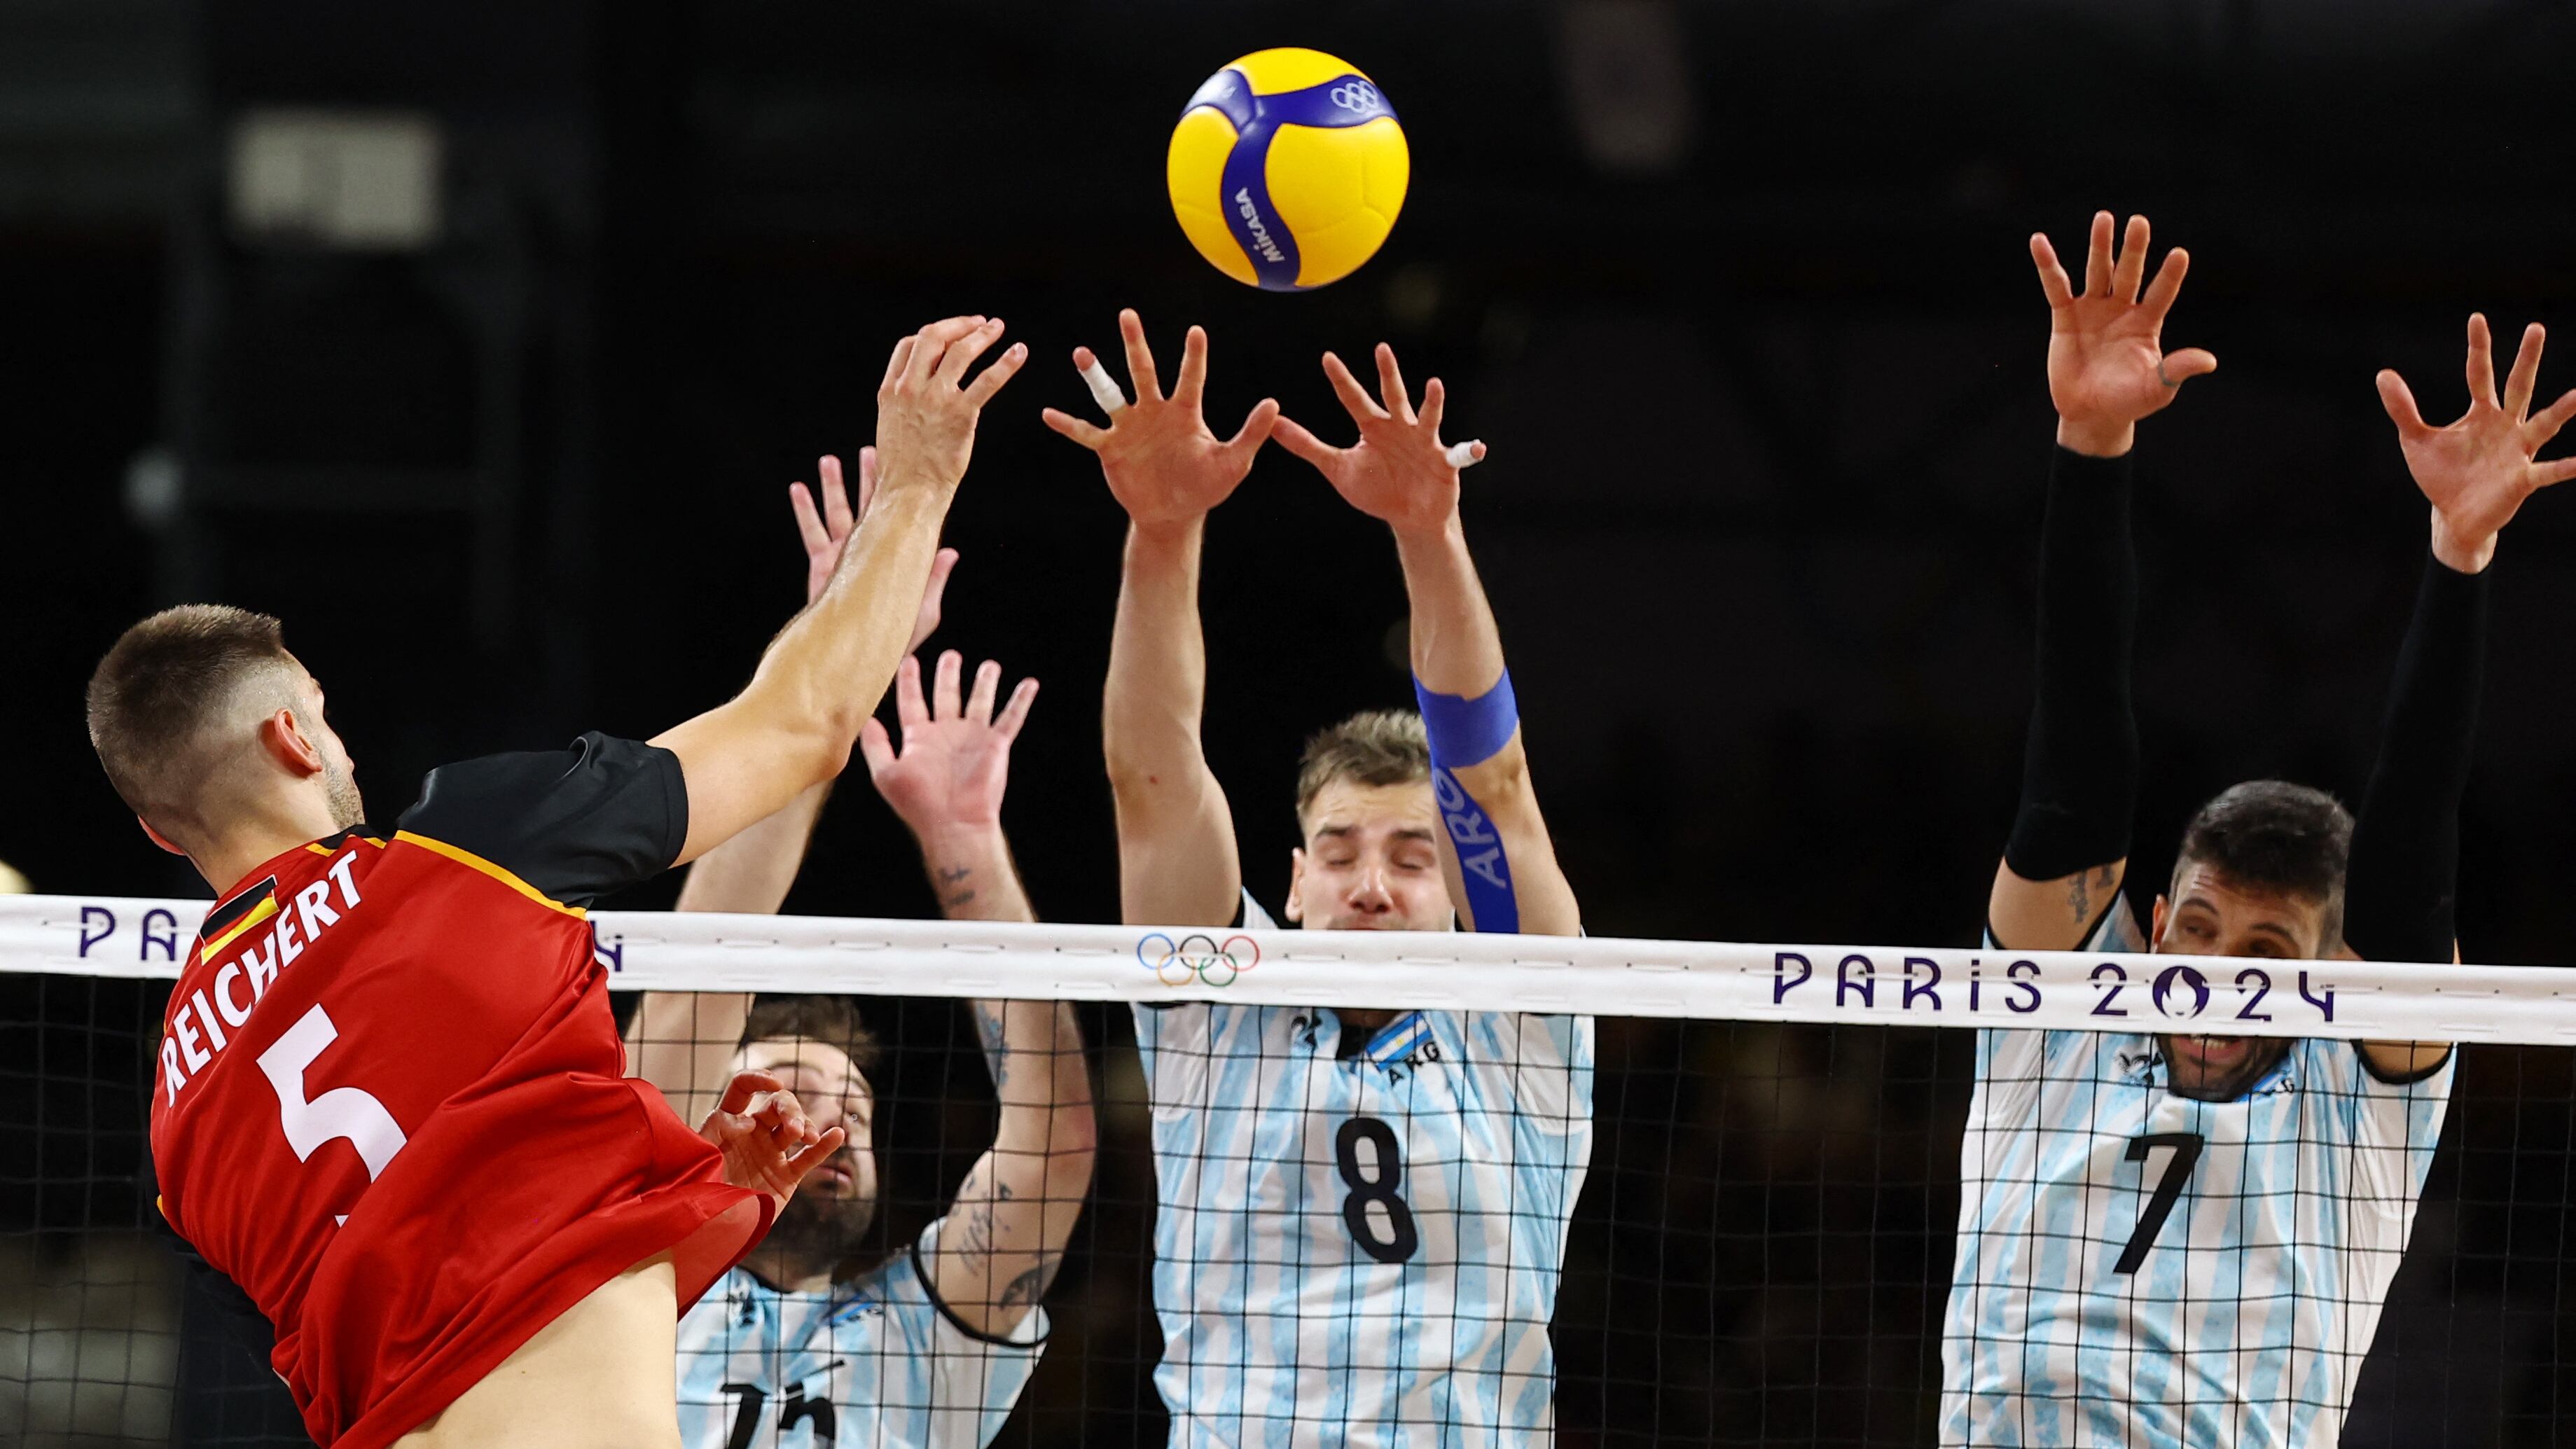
[
  {"left": 1137, "top": 932, "right": 1263, "bottom": 987},
  {"left": 1328, "top": 81, "right": 1382, "bottom": 113}
]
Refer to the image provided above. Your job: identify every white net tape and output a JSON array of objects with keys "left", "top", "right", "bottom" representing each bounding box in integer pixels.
[{"left": 8, "top": 892, "right": 2571, "bottom": 1045}]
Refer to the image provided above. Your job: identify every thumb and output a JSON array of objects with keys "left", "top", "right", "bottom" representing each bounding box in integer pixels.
[
  {"left": 1270, "top": 414, "right": 1339, "bottom": 471},
  {"left": 1224, "top": 398, "right": 1282, "bottom": 462},
  {"left": 859, "top": 717, "right": 897, "bottom": 778},
  {"left": 1039, "top": 408, "right": 1109, "bottom": 451},
  {"left": 2162, "top": 348, "right": 2219, "bottom": 384},
  {"left": 909, "top": 547, "right": 957, "bottom": 651},
  {"left": 783, "top": 1126, "right": 850, "bottom": 1184},
  {"left": 2376, "top": 369, "right": 2430, "bottom": 435}
]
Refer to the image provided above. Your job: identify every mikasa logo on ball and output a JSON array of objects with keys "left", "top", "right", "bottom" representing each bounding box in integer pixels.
[{"left": 1232, "top": 188, "right": 1287, "bottom": 263}]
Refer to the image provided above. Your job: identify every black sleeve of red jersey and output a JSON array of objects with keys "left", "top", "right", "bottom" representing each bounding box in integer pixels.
[{"left": 395, "top": 731, "right": 689, "bottom": 908}]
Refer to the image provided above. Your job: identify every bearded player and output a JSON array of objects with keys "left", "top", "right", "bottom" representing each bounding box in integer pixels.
[
  {"left": 624, "top": 448, "right": 1094, "bottom": 1449},
  {"left": 1044, "top": 313, "right": 1591, "bottom": 1446},
  {"left": 1944, "top": 214, "right": 2572, "bottom": 1446},
  {"left": 91, "top": 317, "right": 1026, "bottom": 1449}
]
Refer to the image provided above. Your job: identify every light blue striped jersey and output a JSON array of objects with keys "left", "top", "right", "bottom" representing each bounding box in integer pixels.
[
  {"left": 1131, "top": 892, "right": 1595, "bottom": 1449},
  {"left": 1941, "top": 903, "right": 2453, "bottom": 1448},
  {"left": 677, "top": 1217, "right": 1044, "bottom": 1449}
]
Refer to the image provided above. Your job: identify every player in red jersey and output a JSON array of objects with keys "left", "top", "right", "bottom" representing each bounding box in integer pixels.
[{"left": 83, "top": 315, "right": 1027, "bottom": 1449}]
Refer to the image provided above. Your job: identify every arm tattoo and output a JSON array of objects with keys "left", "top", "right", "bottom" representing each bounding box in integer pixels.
[
  {"left": 936, "top": 865, "right": 978, "bottom": 908},
  {"left": 972, "top": 1002, "right": 1011, "bottom": 1090},
  {"left": 999, "top": 1253, "right": 1061, "bottom": 1309},
  {"left": 2066, "top": 865, "right": 2118, "bottom": 927},
  {"left": 950, "top": 1196, "right": 997, "bottom": 1271}
]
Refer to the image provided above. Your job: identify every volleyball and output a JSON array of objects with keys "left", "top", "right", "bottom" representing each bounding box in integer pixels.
[{"left": 1166, "top": 48, "right": 1409, "bottom": 291}]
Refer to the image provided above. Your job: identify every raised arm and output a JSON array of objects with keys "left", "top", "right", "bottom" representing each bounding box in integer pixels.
[
  {"left": 1274, "top": 345, "right": 1580, "bottom": 936},
  {"left": 652, "top": 317, "right": 1023, "bottom": 865},
  {"left": 2349, "top": 314, "right": 2576, "bottom": 1075},
  {"left": 857, "top": 644, "right": 1095, "bottom": 1336},
  {"left": 629, "top": 449, "right": 960, "bottom": 1127},
  {"left": 1989, "top": 212, "right": 2216, "bottom": 950},
  {"left": 1043, "top": 310, "right": 1279, "bottom": 927},
  {"left": 930, "top": 993, "right": 1093, "bottom": 1338}
]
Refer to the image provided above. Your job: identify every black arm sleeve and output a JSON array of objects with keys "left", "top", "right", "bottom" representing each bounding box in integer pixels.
[
  {"left": 2342, "top": 551, "right": 2490, "bottom": 964},
  {"left": 395, "top": 731, "right": 689, "bottom": 907},
  {"left": 2002, "top": 446, "right": 2142, "bottom": 881}
]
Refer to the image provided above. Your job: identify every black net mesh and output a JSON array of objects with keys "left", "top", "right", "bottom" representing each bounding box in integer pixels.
[{"left": 4, "top": 965, "right": 2572, "bottom": 1448}]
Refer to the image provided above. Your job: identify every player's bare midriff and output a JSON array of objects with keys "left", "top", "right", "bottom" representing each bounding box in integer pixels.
[{"left": 390, "top": 1250, "right": 684, "bottom": 1449}]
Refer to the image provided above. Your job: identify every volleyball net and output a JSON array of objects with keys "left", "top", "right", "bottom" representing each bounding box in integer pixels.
[{"left": 5, "top": 893, "right": 2572, "bottom": 1447}]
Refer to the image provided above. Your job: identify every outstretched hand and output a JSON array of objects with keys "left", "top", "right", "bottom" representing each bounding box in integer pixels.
[
  {"left": 2033, "top": 212, "right": 2216, "bottom": 457},
  {"left": 789, "top": 446, "right": 957, "bottom": 646},
  {"left": 860, "top": 649, "right": 1037, "bottom": 843},
  {"left": 2378, "top": 314, "right": 2576, "bottom": 574},
  {"left": 1273, "top": 343, "right": 1486, "bottom": 536},
  {"left": 874, "top": 316, "right": 1026, "bottom": 497},
  {"left": 1041, "top": 309, "right": 1280, "bottom": 528},
  {"left": 698, "top": 1069, "right": 846, "bottom": 1210}
]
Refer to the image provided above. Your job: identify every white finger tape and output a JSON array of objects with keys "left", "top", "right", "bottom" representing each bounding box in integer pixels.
[
  {"left": 1079, "top": 359, "right": 1129, "bottom": 416},
  {"left": 1445, "top": 441, "right": 1484, "bottom": 469}
]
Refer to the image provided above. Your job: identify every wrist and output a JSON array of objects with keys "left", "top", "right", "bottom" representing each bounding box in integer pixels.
[
  {"left": 1128, "top": 514, "right": 1205, "bottom": 551},
  {"left": 2056, "top": 417, "right": 2136, "bottom": 459},
  {"left": 2429, "top": 513, "right": 2495, "bottom": 575},
  {"left": 858, "top": 477, "right": 955, "bottom": 527},
  {"left": 913, "top": 821, "right": 1010, "bottom": 873},
  {"left": 1388, "top": 508, "right": 1466, "bottom": 551},
  {"left": 870, "top": 455, "right": 963, "bottom": 502}
]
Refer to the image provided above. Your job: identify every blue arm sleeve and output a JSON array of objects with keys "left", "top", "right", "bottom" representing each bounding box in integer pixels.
[{"left": 1413, "top": 672, "right": 1522, "bottom": 933}]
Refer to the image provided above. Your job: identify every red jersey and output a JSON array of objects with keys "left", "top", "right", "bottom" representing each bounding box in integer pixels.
[{"left": 149, "top": 733, "right": 768, "bottom": 1449}]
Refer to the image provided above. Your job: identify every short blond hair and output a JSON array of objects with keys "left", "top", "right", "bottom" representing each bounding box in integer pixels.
[{"left": 1294, "top": 709, "right": 1430, "bottom": 824}]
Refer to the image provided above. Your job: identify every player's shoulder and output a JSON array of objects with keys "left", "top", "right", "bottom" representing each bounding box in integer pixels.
[
  {"left": 1445, "top": 1007, "right": 1593, "bottom": 1073},
  {"left": 1133, "top": 890, "right": 1272, "bottom": 1018},
  {"left": 850, "top": 1238, "right": 925, "bottom": 1302},
  {"left": 400, "top": 732, "right": 677, "bottom": 837},
  {"left": 1979, "top": 892, "right": 2145, "bottom": 955},
  {"left": 899, "top": 1218, "right": 1048, "bottom": 1350},
  {"left": 807, "top": 1259, "right": 913, "bottom": 1346},
  {"left": 1973, "top": 1023, "right": 2154, "bottom": 1107},
  {"left": 1237, "top": 888, "right": 1279, "bottom": 931},
  {"left": 2288, "top": 1034, "right": 2453, "bottom": 1095},
  {"left": 1132, "top": 901, "right": 1292, "bottom": 1053},
  {"left": 394, "top": 731, "right": 686, "bottom": 908},
  {"left": 2086, "top": 896, "right": 2148, "bottom": 952}
]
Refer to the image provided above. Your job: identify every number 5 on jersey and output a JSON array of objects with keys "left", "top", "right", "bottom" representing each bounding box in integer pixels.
[{"left": 258, "top": 1004, "right": 408, "bottom": 1224}]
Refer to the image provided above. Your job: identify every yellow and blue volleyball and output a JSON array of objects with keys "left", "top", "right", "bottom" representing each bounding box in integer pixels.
[{"left": 1167, "top": 48, "right": 1409, "bottom": 291}]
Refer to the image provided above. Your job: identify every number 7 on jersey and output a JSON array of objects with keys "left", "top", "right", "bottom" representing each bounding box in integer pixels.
[{"left": 2113, "top": 1132, "right": 2204, "bottom": 1275}]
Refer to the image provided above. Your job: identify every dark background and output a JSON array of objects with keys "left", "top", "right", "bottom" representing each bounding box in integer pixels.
[{"left": 5, "top": 1, "right": 2576, "bottom": 1445}]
